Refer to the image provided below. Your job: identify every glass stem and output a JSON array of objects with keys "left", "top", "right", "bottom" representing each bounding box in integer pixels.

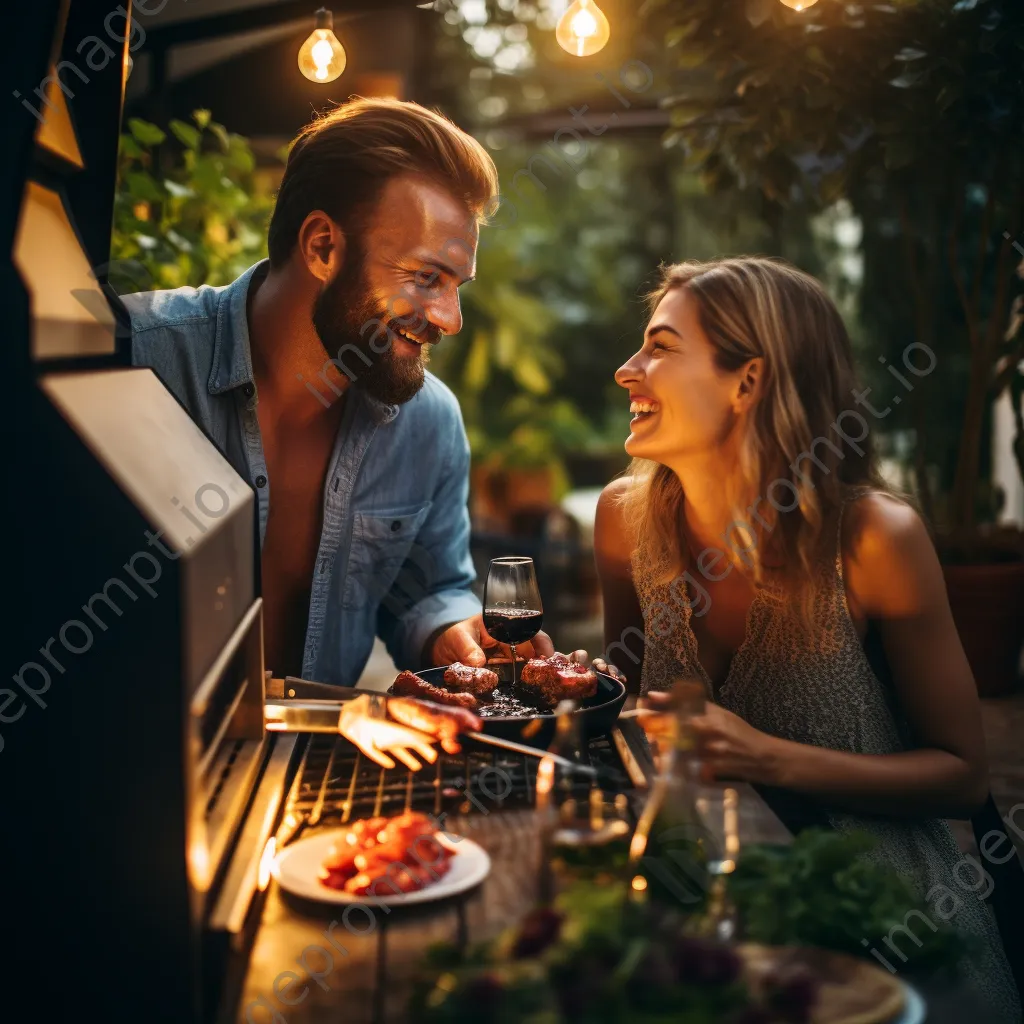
[{"left": 510, "top": 643, "right": 517, "bottom": 688}]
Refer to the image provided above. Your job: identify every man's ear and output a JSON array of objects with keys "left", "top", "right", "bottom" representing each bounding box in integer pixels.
[
  {"left": 296, "top": 211, "right": 345, "bottom": 284},
  {"left": 734, "top": 357, "right": 764, "bottom": 412}
]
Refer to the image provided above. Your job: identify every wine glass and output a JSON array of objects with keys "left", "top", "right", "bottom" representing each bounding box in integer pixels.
[{"left": 482, "top": 556, "right": 543, "bottom": 688}]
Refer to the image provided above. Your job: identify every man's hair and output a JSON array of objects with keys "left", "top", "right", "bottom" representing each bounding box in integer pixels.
[{"left": 267, "top": 96, "right": 499, "bottom": 266}]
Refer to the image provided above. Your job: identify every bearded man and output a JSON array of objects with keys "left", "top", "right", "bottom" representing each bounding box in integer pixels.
[{"left": 126, "top": 97, "right": 552, "bottom": 685}]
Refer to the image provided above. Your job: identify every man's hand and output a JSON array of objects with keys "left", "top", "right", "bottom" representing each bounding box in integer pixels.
[
  {"left": 338, "top": 694, "right": 438, "bottom": 771},
  {"left": 386, "top": 697, "right": 481, "bottom": 754},
  {"left": 428, "top": 613, "right": 554, "bottom": 667}
]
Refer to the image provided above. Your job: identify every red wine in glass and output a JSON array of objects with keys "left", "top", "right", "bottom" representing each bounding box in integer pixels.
[
  {"left": 483, "top": 557, "right": 543, "bottom": 688},
  {"left": 484, "top": 609, "right": 545, "bottom": 646}
]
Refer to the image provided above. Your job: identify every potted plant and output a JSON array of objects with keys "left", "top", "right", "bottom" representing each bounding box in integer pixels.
[
  {"left": 648, "top": 0, "right": 1024, "bottom": 693},
  {"left": 469, "top": 395, "right": 595, "bottom": 533}
]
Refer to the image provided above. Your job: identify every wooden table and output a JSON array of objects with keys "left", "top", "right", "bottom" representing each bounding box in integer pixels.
[
  {"left": 231, "top": 724, "right": 987, "bottom": 1023},
  {"left": 232, "top": 719, "right": 795, "bottom": 1024}
]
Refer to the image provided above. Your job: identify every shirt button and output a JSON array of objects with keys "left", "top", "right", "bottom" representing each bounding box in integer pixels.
[
  {"left": 242, "top": 383, "right": 255, "bottom": 399},
  {"left": 255, "top": 474, "right": 268, "bottom": 488},
  {"left": 391, "top": 521, "right": 402, "bottom": 532}
]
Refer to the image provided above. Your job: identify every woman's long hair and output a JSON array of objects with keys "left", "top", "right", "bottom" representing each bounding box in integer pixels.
[{"left": 618, "top": 257, "right": 893, "bottom": 628}]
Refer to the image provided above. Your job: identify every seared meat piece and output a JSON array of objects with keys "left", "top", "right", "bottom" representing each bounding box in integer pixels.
[
  {"left": 443, "top": 662, "right": 499, "bottom": 697},
  {"left": 519, "top": 653, "right": 598, "bottom": 708},
  {"left": 393, "top": 670, "right": 478, "bottom": 710},
  {"left": 319, "top": 812, "right": 453, "bottom": 895}
]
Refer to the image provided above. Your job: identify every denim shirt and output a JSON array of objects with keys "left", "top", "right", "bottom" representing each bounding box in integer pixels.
[{"left": 124, "top": 260, "right": 481, "bottom": 687}]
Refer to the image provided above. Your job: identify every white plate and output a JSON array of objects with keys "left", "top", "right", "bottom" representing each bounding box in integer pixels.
[
  {"left": 893, "top": 981, "right": 926, "bottom": 1024},
  {"left": 273, "top": 829, "right": 491, "bottom": 907}
]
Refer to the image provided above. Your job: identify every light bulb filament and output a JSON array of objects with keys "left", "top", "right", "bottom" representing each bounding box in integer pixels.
[
  {"left": 297, "top": 10, "right": 347, "bottom": 84},
  {"left": 555, "top": 0, "right": 611, "bottom": 58},
  {"left": 312, "top": 36, "right": 334, "bottom": 79}
]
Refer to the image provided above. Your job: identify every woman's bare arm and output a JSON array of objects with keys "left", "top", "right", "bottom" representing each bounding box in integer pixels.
[
  {"left": 594, "top": 479, "right": 646, "bottom": 694},
  {"left": 765, "top": 493, "right": 989, "bottom": 818}
]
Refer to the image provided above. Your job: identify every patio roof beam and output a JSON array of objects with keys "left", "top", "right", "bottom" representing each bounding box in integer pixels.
[
  {"left": 142, "top": 0, "right": 427, "bottom": 49},
  {"left": 498, "top": 107, "right": 670, "bottom": 139}
]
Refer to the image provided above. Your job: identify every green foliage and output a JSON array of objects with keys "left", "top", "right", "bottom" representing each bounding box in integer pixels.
[
  {"left": 411, "top": 884, "right": 750, "bottom": 1024},
  {"left": 429, "top": 138, "right": 675, "bottom": 476},
  {"left": 728, "top": 828, "right": 966, "bottom": 972},
  {"left": 110, "top": 109, "right": 276, "bottom": 293},
  {"left": 651, "top": 0, "right": 1024, "bottom": 532},
  {"left": 412, "top": 831, "right": 969, "bottom": 1024},
  {"left": 423, "top": 6, "right": 852, "bottom": 480}
]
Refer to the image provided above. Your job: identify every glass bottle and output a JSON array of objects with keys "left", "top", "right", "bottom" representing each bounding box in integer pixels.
[
  {"left": 536, "top": 702, "right": 631, "bottom": 902},
  {"left": 628, "top": 681, "right": 711, "bottom": 915}
]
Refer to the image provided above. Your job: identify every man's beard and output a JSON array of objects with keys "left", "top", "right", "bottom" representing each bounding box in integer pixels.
[{"left": 312, "top": 253, "right": 439, "bottom": 406}]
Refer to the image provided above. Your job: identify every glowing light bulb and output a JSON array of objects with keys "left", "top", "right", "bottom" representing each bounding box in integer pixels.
[
  {"left": 298, "top": 8, "right": 346, "bottom": 84},
  {"left": 555, "top": 0, "right": 611, "bottom": 58},
  {"left": 778, "top": 0, "right": 820, "bottom": 8}
]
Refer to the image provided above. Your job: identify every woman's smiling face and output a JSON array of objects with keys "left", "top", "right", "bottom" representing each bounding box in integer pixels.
[{"left": 615, "top": 286, "right": 746, "bottom": 464}]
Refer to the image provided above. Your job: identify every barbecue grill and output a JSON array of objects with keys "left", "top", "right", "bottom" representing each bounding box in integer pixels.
[
  {"left": 229, "top": 705, "right": 655, "bottom": 1024},
  {"left": 2, "top": 8, "right": 657, "bottom": 1024}
]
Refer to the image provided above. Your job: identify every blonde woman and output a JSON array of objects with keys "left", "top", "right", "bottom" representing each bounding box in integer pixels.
[{"left": 595, "top": 257, "right": 1020, "bottom": 1020}]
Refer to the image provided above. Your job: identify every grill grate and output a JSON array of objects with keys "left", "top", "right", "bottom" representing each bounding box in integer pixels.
[{"left": 285, "top": 731, "right": 636, "bottom": 832}]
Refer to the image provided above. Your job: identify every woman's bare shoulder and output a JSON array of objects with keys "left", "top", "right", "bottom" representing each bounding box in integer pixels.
[
  {"left": 595, "top": 476, "right": 638, "bottom": 571},
  {"left": 598, "top": 474, "right": 635, "bottom": 505},
  {"left": 841, "top": 491, "right": 942, "bottom": 616}
]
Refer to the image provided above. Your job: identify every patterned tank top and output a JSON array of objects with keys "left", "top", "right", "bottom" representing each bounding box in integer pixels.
[{"left": 630, "top": 489, "right": 1020, "bottom": 1021}]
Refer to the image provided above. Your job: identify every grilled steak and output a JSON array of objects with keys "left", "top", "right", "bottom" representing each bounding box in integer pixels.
[
  {"left": 443, "top": 662, "right": 499, "bottom": 696},
  {"left": 519, "top": 653, "right": 598, "bottom": 708},
  {"left": 319, "top": 812, "right": 453, "bottom": 896},
  {"left": 393, "top": 670, "right": 478, "bottom": 710}
]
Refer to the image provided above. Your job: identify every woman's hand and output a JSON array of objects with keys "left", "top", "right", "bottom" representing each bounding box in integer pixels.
[
  {"left": 690, "top": 703, "right": 781, "bottom": 785},
  {"left": 559, "top": 648, "right": 628, "bottom": 684},
  {"left": 591, "top": 656, "right": 628, "bottom": 684}
]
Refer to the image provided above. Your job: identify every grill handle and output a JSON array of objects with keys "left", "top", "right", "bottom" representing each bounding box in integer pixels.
[{"left": 264, "top": 699, "right": 346, "bottom": 734}]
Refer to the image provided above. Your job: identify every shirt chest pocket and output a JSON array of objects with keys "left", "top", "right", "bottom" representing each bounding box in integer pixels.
[{"left": 342, "top": 502, "right": 433, "bottom": 612}]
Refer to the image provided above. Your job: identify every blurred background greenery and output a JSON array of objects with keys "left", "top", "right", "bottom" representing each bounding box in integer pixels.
[
  {"left": 116, "top": 0, "right": 1022, "bottom": 544},
  {"left": 114, "top": 0, "right": 1023, "bottom": 686}
]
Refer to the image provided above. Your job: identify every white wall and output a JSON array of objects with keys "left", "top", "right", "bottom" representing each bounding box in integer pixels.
[{"left": 993, "top": 385, "right": 1024, "bottom": 526}]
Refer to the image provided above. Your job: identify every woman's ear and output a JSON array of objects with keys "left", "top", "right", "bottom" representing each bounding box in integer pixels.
[{"left": 734, "top": 357, "right": 763, "bottom": 412}]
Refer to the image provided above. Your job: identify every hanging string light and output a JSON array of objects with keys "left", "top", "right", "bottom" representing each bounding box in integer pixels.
[
  {"left": 555, "top": 0, "right": 611, "bottom": 58},
  {"left": 778, "top": 0, "right": 820, "bottom": 9},
  {"left": 297, "top": 8, "right": 347, "bottom": 84}
]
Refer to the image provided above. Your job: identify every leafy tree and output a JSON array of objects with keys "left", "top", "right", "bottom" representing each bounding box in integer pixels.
[
  {"left": 425, "top": 1, "right": 841, "bottom": 484},
  {"left": 648, "top": 0, "right": 1024, "bottom": 539}
]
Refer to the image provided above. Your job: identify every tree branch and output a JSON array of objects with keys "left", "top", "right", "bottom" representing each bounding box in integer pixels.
[
  {"left": 947, "top": 183, "right": 979, "bottom": 351},
  {"left": 970, "top": 172, "right": 997, "bottom": 318},
  {"left": 898, "top": 191, "right": 936, "bottom": 517}
]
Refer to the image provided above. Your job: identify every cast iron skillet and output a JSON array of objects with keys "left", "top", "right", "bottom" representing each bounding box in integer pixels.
[{"left": 390, "top": 665, "right": 627, "bottom": 749}]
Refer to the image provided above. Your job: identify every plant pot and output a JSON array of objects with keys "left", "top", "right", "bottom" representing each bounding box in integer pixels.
[
  {"left": 471, "top": 463, "right": 559, "bottom": 533},
  {"left": 942, "top": 560, "right": 1024, "bottom": 697}
]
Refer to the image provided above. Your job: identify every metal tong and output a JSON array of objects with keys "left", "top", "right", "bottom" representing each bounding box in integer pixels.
[{"left": 264, "top": 696, "right": 595, "bottom": 776}]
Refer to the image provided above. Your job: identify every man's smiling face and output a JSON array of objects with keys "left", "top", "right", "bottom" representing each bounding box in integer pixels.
[{"left": 313, "top": 173, "right": 479, "bottom": 405}]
